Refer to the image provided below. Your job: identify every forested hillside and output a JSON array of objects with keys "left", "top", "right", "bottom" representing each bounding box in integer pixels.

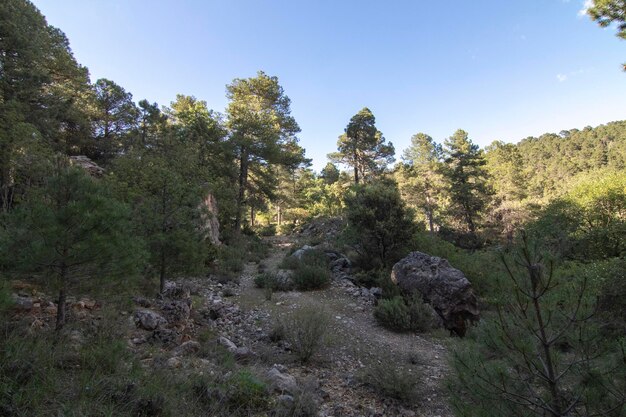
[{"left": 1, "top": 1, "right": 625, "bottom": 417}]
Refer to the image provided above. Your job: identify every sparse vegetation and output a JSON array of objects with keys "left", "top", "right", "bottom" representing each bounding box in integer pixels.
[
  {"left": 358, "top": 358, "right": 421, "bottom": 403},
  {"left": 280, "top": 306, "right": 330, "bottom": 363},
  {"left": 374, "top": 295, "right": 435, "bottom": 333},
  {"left": 1, "top": 1, "right": 625, "bottom": 416}
]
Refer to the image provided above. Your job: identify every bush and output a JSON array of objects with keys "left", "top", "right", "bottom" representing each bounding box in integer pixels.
[
  {"left": 358, "top": 359, "right": 419, "bottom": 403},
  {"left": 292, "top": 264, "right": 331, "bottom": 291},
  {"left": 281, "top": 306, "right": 330, "bottom": 363},
  {"left": 374, "top": 296, "right": 410, "bottom": 331},
  {"left": 374, "top": 296, "right": 434, "bottom": 332},
  {"left": 344, "top": 180, "right": 417, "bottom": 269},
  {"left": 257, "top": 224, "right": 276, "bottom": 237},
  {"left": 193, "top": 370, "right": 269, "bottom": 415},
  {"left": 254, "top": 272, "right": 294, "bottom": 292},
  {"left": 272, "top": 377, "right": 319, "bottom": 417},
  {"left": 279, "top": 249, "right": 331, "bottom": 291}
]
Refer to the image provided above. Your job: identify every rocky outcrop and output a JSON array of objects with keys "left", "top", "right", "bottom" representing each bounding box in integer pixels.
[
  {"left": 201, "top": 193, "right": 221, "bottom": 245},
  {"left": 69, "top": 156, "right": 105, "bottom": 177},
  {"left": 134, "top": 309, "right": 167, "bottom": 331},
  {"left": 391, "top": 251, "right": 479, "bottom": 337}
]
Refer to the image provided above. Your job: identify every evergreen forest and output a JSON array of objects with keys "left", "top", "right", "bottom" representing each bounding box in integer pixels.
[{"left": 1, "top": 1, "right": 625, "bottom": 416}]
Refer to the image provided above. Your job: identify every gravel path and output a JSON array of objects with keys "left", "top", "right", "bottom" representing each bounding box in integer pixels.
[{"left": 236, "top": 235, "right": 454, "bottom": 417}]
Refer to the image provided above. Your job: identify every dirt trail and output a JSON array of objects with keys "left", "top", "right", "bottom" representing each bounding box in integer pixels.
[{"left": 236, "top": 235, "right": 454, "bottom": 417}]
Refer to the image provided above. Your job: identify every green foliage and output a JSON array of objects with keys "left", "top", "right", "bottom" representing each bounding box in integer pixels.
[
  {"left": 413, "top": 232, "right": 502, "bottom": 301},
  {"left": 527, "top": 170, "right": 626, "bottom": 259},
  {"left": 272, "top": 378, "right": 319, "bottom": 417},
  {"left": 449, "top": 234, "right": 626, "bottom": 417},
  {"left": 221, "top": 370, "right": 269, "bottom": 412},
  {"left": 3, "top": 165, "right": 144, "bottom": 328},
  {"left": 328, "top": 107, "right": 395, "bottom": 184},
  {"left": 226, "top": 71, "right": 308, "bottom": 230},
  {"left": 0, "top": 0, "right": 92, "bottom": 211},
  {"left": 442, "top": 129, "right": 490, "bottom": 237},
  {"left": 374, "top": 295, "right": 434, "bottom": 333},
  {"left": 374, "top": 297, "right": 410, "bottom": 331},
  {"left": 344, "top": 179, "right": 417, "bottom": 269},
  {"left": 281, "top": 305, "right": 330, "bottom": 363},
  {"left": 109, "top": 141, "right": 208, "bottom": 293},
  {"left": 90, "top": 78, "right": 138, "bottom": 163},
  {"left": 587, "top": 0, "right": 626, "bottom": 69},
  {"left": 358, "top": 358, "right": 420, "bottom": 403},
  {"left": 320, "top": 162, "right": 340, "bottom": 184},
  {"left": 398, "top": 133, "right": 445, "bottom": 234},
  {"left": 279, "top": 249, "right": 331, "bottom": 291},
  {"left": 291, "top": 264, "right": 331, "bottom": 291},
  {"left": 254, "top": 272, "right": 294, "bottom": 292}
]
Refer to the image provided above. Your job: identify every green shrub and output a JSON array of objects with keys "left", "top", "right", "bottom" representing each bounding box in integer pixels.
[
  {"left": 374, "top": 296, "right": 410, "bottom": 331},
  {"left": 257, "top": 224, "right": 276, "bottom": 237},
  {"left": 272, "top": 377, "right": 319, "bottom": 417},
  {"left": 279, "top": 255, "right": 301, "bottom": 270},
  {"left": 225, "top": 370, "right": 269, "bottom": 411},
  {"left": 358, "top": 359, "right": 419, "bottom": 403},
  {"left": 281, "top": 306, "right": 330, "bottom": 363},
  {"left": 292, "top": 264, "right": 330, "bottom": 291},
  {"left": 374, "top": 296, "right": 434, "bottom": 332},
  {"left": 254, "top": 272, "right": 293, "bottom": 292},
  {"left": 278, "top": 223, "right": 295, "bottom": 235},
  {"left": 344, "top": 179, "right": 417, "bottom": 269},
  {"left": 279, "top": 249, "right": 331, "bottom": 291}
]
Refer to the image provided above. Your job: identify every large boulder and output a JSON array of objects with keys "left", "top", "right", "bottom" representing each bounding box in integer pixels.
[{"left": 391, "top": 252, "right": 479, "bottom": 336}]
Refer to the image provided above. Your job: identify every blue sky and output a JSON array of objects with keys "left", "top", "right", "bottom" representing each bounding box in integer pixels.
[{"left": 33, "top": 0, "right": 626, "bottom": 171}]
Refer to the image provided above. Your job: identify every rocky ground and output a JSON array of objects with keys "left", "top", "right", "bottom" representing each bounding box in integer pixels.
[{"left": 8, "top": 233, "right": 455, "bottom": 417}]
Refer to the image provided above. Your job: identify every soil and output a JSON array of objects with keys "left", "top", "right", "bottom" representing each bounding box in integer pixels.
[{"left": 235, "top": 235, "right": 454, "bottom": 417}]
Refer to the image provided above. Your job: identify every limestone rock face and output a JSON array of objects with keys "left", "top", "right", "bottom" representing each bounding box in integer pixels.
[
  {"left": 201, "top": 193, "right": 221, "bottom": 246},
  {"left": 69, "top": 156, "right": 105, "bottom": 177},
  {"left": 391, "top": 251, "right": 479, "bottom": 336}
]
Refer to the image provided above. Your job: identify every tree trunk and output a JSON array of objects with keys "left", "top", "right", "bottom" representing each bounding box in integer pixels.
[
  {"left": 159, "top": 247, "right": 166, "bottom": 294},
  {"left": 529, "top": 264, "right": 565, "bottom": 417},
  {"left": 426, "top": 196, "right": 435, "bottom": 235},
  {"left": 235, "top": 147, "right": 249, "bottom": 232},
  {"left": 250, "top": 206, "right": 255, "bottom": 227},
  {"left": 56, "top": 261, "right": 68, "bottom": 330},
  {"left": 277, "top": 205, "right": 282, "bottom": 226}
]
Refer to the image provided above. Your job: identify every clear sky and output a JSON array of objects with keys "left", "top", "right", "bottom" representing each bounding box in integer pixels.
[{"left": 33, "top": 0, "right": 626, "bottom": 171}]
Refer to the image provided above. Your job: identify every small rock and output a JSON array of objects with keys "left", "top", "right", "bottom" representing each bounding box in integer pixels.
[
  {"left": 172, "top": 340, "right": 200, "bottom": 357},
  {"left": 166, "top": 357, "right": 182, "bottom": 368},
  {"left": 12, "top": 294, "right": 34, "bottom": 310},
  {"left": 218, "top": 336, "right": 238, "bottom": 351},
  {"left": 134, "top": 309, "right": 167, "bottom": 330},
  {"left": 267, "top": 366, "right": 298, "bottom": 394}
]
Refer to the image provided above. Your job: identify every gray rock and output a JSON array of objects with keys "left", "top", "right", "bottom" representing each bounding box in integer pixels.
[
  {"left": 69, "top": 155, "right": 105, "bottom": 177},
  {"left": 292, "top": 245, "right": 313, "bottom": 259},
  {"left": 218, "top": 336, "right": 238, "bottom": 351},
  {"left": 12, "top": 294, "right": 34, "bottom": 310},
  {"left": 166, "top": 356, "right": 182, "bottom": 368},
  {"left": 369, "top": 287, "right": 383, "bottom": 298},
  {"left": 391, "top": 251, "right": 480, "bottom": 337},
  {"left": 160, "top": 299, "right": 191, "bottom": 324},
  {"left": 150, "top": 328, "right": 180, "bottom": 347},
  {"left": 267, "top": 366, "right": 298, "bottom": 394},
  {"left": 275, "top": 269, "right": 295, "bottom": 290},
  {"left": 134, "top": 309, "right": 167, "bottom": 330},
  {"left": 172, "top": 340, "right": 200, "bottom": 357}
]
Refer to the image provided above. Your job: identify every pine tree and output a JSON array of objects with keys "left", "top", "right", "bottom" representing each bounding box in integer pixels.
[
  {"left": 226, "top": 71, "right": 307, "bottom": 231},
  {"left": 4, "top": 164, "right": 144, "bottom": 329},
  {"left": 329, "top": 107, "right": 395, "bottom": 184},
  {"left": 442, "top": 129, "right": 489, "bottom": 236}
]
